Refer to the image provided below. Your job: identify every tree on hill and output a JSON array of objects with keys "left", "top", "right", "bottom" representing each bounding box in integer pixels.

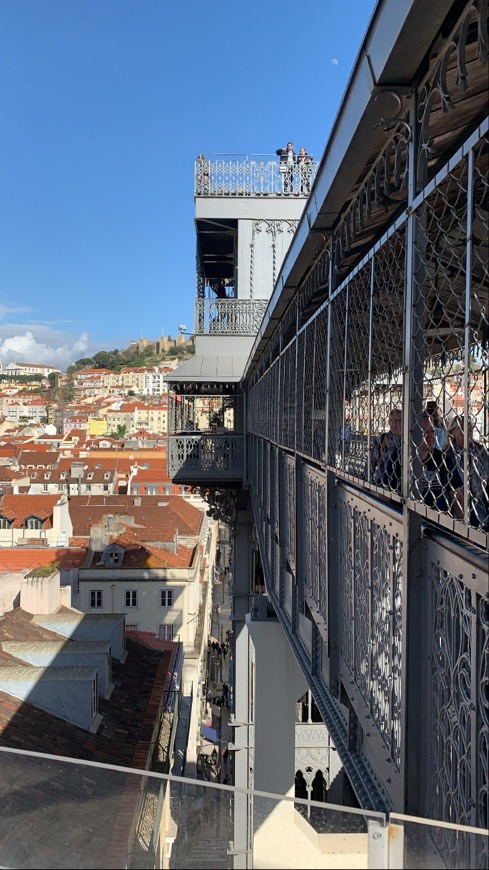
[{"left": 68, "top": 338, "right": 195, "bottom": 374}]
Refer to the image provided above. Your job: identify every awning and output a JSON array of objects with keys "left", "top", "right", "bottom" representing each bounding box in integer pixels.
[
  {"left": 201, "top": 724, "right": 218, "bottom": 743},
  {"left": 164, "top": 354, "right": 247, "bottom": 384}
]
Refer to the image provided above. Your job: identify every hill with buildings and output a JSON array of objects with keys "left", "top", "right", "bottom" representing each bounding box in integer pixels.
[{"left": 67, "top": 334, "right": 194, "bottom": 374}]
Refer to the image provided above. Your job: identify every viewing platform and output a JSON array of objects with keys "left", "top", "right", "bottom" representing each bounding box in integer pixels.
[{"left": 195, "top": 153, "right": 320, "bottom": 198}]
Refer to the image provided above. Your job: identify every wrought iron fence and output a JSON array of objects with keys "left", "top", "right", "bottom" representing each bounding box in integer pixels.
[
  {"left": 195, "top": 298, "right": 268, "bottom": 336},
  {"left": 195, "top": 154, "right": 320, "bottom": 197},
  {"left": 248, "top": 133, "right": 488, "bottom": 544},
  {"left": 168, "top": 434, "right": 244, "bottom": 480},
  {"left": 245, "top": 0, "right": 488, "bottom": 833}
]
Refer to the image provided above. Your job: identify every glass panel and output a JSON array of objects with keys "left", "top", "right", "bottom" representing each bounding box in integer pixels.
[
  {"left": 390, "top": 816, "right": 488, "bottom": 870},
  {"left": 1, "top": 748, "right": 485, "bottom": 869}
]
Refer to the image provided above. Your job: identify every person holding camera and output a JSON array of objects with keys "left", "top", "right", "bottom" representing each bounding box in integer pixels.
[{"left": 276, "top": 141, "right": 296, "bottom": 194}]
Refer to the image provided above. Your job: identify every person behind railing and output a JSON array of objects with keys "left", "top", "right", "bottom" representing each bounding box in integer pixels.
[
  {"left": 425, "top": 398, "right": 446, "bottom": 449},
  {"left": 210, "top": 412, "right": 228, "bottom": 470},
  {"left": 297, "top": 146, "right": 313, "bottom": 194},
  {"left": 444, "top": 415, "right": 489, "bottom": 530},
  {"left": 419, "top": 411, "right": 463, "bottom": 516},
  {"left": 196, "top": 153, "right": 210, "bottom": 195},
  {"left": 276, "top": 141, "right": 296, "bottom": 194},
  {"left": 182, "top": 417, "right": 199, "bottom": 433},
  {"left": 368, "top": 408, "right": 402, "bottom": 494},
  {"left": 214, "top": 281, "right": 227, "bottom": 299}
]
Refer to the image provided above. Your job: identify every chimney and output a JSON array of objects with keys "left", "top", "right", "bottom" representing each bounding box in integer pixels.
[
  {"left": 20, "top": 565, "right": 61, "bottom": 615},
  {"left": 133, "top": 496, "right": 141, "bottom": 506}
]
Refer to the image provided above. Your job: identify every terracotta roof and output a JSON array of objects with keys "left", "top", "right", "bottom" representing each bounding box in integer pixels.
[
  {"left": 18, "top": 450, "right": 60, "bottom": 467},
  {"left": 125, "top": 630, "right": 176, "bottom": 653},
  {"left": 0, "top": 494, "right": 63, "bottom": 527},
  {"left": 130, "top": 468, "right": 170, "bottom": 483},
  {"left": 68, "top": 494, "right": 203, "bottom": 539},
  {"left": 0, "top": 468, "right": 26, "bottom": 482},
  {"left": 90, "top": 540, "right": 195, "bottom": 569},
  {"left": 0, "top": 547, "right": 88, "bottom": 572}
]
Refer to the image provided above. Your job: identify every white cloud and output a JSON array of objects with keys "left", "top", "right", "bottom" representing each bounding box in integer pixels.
[
  {"left": 0, "top": 330, "right": 89, "bottom": 370},
  {"left": 331, "top": 58, "right": 339, "bottom": 66},
  {"left": 0, "top": 304, "right": 32, "bottom": 319}
]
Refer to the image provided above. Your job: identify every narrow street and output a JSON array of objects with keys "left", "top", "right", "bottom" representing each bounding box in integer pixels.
[{"left": 170, "top": 531, "right": 234, "bottom": 869}]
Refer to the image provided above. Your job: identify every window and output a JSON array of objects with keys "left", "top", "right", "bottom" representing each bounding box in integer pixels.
[
  {"left": 44, "top": 472, "right": 51, "bottom": 480},
  {"left": 159, "top": 624, "right": 173, "bottom": 641},
  {"left": 90, "top": 590, "right": 103, "bottom": 608},
  {"left": 132, "top": 485, "right": 139, "bottom": 495},
  {"left": 126, "top": 623, "right": 139, "bottom": 632},
  {"left": 160, "top": 590, "right": 173, "bottom": 607},
  {"left": 87, "top": 472, "right": 94, "bottom": 480},
  {"left": 164, "top": 484, "right": 172, "bottom": 495},
  {"left": 43, "top": 484, "right": 49, "bottom": 492},
  {"left": 57, "top": 483, "right": 64, "bottom": 491},
  {"left": 146, "top": 485, "right": 157, "bottom": 495},
  {"left": 104, "top": 471, "right": 110, "bottom": 480},
  {"left": 0, "top": 516, "right": 12, "bottom": 529},
  {"left": 103, "top": 484, "right": 109, "bottom": 492},
  {"left": 125, "top": 590, "right": 138, "bottom": 608},
  {"left": 85, "top": 484, "right": 91, "bottom": 492},
  {"left": 25, "top": 516, "right": 42, "bottom": 530}
]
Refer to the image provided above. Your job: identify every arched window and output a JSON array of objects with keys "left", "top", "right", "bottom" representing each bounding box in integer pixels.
[
  {"left": 0, "top": 515, "right": 12, "bottom": 529},
  {"left": 25, "top": 516, "right": 42, "bottom": 530}
]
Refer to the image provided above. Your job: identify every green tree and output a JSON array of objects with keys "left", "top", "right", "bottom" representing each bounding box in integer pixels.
[{"left": 109, "top": 424, "right": 127, "bottom": 439}]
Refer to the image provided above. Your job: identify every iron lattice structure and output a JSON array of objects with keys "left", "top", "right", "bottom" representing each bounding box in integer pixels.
[{"left": 245, "top": 2, "right": 488, "bottom": 863}]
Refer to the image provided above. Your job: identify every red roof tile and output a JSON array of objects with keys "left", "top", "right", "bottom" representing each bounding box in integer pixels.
[{"left": 0, "top": 547, "right": 88, "bottom": 572}]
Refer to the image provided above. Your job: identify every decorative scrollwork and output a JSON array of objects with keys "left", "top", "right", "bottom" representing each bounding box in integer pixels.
[{"left": 416, "top": 0, "right": 488, "bottom": 189}]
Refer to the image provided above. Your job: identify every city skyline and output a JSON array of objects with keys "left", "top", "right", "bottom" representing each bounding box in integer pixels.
[{"left": 0, "top": 0, "right": 377, "bottom": 369}]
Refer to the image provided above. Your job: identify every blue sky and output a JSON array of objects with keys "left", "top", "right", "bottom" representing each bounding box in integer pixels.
[{"left": 0, "top": 0, "right": 377, "bottom": 370}]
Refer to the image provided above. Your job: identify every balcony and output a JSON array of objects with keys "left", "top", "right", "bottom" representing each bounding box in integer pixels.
[
  {"left": 1, "top": 747, "right": 486, "bottom": 868},
  {"left": 168, "top": 433, "right": 244, "bottom": 483},
  {"left": 195, "top": 154, "right": 319, "bottom": 198},
  {"left": 195, "top": 298, "right": 268, "bottom": 336}
]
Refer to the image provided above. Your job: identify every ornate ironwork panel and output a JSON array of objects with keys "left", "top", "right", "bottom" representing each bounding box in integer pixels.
[
  {"left": 194, "top": 298, "right": 268, "bottom": 336},
  {"left": 283, "top": 453, "right": 296, "bottom": 574},
  {"left": 194, "top": 156, "right": 319, "bottom": 197},
  {"left": 168, "top": 434, "right": 244, "bottom": 479},
  {"left": 301, "top": 466, "right": 328, "bottom": 627},
  {"left": 337, "top": 487, "right": 404, "bottom": 774},
  {"left": 416, "top": 0, "right": 488, "bottom": 191},
  {"left": 424, "top": 536, "right": 488, "bottom": 868}
]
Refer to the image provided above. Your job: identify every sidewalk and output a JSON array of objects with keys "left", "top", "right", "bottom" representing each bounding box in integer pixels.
[{"left": 204, "top": 570, "right": 233, "bottom": 782}]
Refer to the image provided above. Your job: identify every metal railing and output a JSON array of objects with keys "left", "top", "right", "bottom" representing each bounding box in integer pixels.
[
  {"left": 195, "top": 153, "right": 320, "bottom": 197},
  {"left": 168, "top": 434, "right": 244, "bottom": 481},
  {"left": 195, "top": 298, "right": 268, "bottom": 336},
  {"left": 0, "top": 747, "right": 486, "bottom": 869}
]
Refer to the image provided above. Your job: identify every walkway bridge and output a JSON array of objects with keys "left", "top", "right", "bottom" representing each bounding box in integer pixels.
[{"left": 166, "top": 1, "right": 488, "bottom": 867}]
